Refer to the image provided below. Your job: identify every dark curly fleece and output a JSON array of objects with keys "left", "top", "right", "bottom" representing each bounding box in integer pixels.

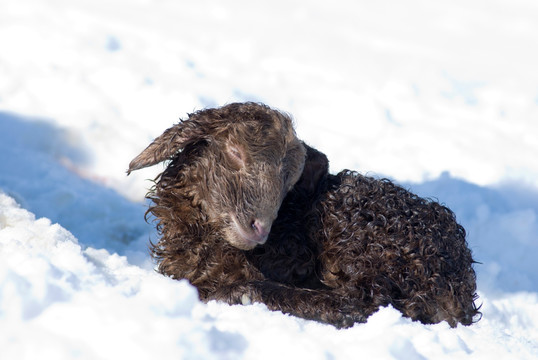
[{"left": 128, "top": 102, "right": 479, "bottom": 328}]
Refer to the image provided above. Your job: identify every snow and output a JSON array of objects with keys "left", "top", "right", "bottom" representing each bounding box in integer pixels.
[{"left": 1, "top": 0, "right": 538, "bottom": 359}]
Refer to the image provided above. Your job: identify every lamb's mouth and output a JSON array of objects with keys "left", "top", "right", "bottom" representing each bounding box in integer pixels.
[{"left": 227, "top": 214, "right": 270, "bottom": 250}]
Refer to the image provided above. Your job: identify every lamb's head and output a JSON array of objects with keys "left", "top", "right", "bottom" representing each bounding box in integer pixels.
[{"left": 128, "top": 102, "right": 306, "bottom": 250}]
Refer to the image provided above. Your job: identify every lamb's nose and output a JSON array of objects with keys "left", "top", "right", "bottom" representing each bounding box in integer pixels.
[{"left": 251, "top": 219, "right": 270, "bottom": 243}]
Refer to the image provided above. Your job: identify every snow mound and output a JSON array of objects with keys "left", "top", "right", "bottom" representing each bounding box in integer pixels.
[
  {"left": 0, "top": 193, "right": 246, "bottom": 360},
  {"left": 1, "top": 192, "right": 537, "bottom": 359}
]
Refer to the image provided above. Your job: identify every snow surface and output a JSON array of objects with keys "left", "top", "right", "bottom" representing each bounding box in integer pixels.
[{"left": 1, "top": 0, "right": 538, "bottom": 359}]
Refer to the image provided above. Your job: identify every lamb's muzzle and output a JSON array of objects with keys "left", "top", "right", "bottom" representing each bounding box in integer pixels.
[{"left": 230, "top": 215, "right": 271, "bottom": 248}]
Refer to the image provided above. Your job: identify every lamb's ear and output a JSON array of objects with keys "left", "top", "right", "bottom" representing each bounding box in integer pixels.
[
  {"left": 127, "top": 119, "right": 206, "bottom": 174},
  {"left": 294, "top": 143, "right": 329, "bottom": 194}
]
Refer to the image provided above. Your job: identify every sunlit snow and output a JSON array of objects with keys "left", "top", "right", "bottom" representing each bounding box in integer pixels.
[{"left": 1, "top": 0, "right": 537, "bottom": 359}]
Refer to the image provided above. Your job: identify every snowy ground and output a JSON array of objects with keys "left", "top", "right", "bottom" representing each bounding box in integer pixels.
[{"left": 1, "top": 0, "right": 538, "bottom": 359}]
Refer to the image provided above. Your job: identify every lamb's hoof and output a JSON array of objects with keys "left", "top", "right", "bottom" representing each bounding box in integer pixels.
[
  {"left": 241, "top": 293, "right": 252, "bottom": 305},
  {"left": 333, "top": 312, "right": 367, "bottom": 329}
]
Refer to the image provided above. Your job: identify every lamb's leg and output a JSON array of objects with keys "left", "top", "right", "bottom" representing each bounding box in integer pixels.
[{"left": 209, "top": 281, "right": 371, "bottom": 328}]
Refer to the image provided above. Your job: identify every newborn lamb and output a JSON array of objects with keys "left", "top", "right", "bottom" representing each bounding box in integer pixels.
[{"left": 128, "top": 102, "right": 479, "bottom": 328}]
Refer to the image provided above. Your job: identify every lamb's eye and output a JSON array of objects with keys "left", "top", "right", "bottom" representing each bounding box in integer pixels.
[
  {"left": 226, "top": 145, "right": 245, "bottom": 169},
  {"left": 229, "top": 146, "right": 242, "bottom": 161}
]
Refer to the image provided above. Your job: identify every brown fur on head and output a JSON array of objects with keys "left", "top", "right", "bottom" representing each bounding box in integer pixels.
[{"left": 128, "top": 102, "right": 306, "bottom": 250}]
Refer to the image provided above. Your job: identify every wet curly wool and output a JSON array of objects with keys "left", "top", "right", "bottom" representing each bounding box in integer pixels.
[{"left": 128, "top": 102, "right": 479, "bottom": 328}]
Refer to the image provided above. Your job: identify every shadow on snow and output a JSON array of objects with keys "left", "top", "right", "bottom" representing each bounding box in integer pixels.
[
  {"left": 1, "top": 111, "right": 537, "bottom": 293},
  {"left": 0, "top": 111, "right": 153, "bottom": 266}
]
